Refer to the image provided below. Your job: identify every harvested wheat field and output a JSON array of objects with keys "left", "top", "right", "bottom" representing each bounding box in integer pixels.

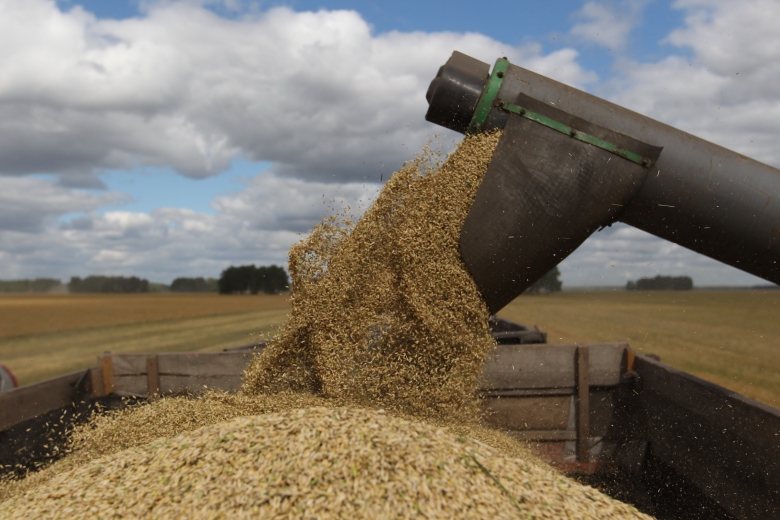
[
  {"left": 0, "top": 133, "right": 650, "bottom": 518},
  {"left": 0, "top": 293, "right": 290, "bottom": 385}
]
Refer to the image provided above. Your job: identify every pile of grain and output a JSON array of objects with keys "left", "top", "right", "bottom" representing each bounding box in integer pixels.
[
  {"left": 0, "top": 390, "right": 538, "bottom": 505},
  {"left": 243, "top": 132, "right": 502, "bottom": 420},
  {"left": 1, "top": 407, "right": 650, "bottom": 519}
]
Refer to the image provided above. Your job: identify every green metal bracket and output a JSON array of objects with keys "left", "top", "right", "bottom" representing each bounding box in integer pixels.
[
  {"left": 467, "top": 57, "right": 654, "bottom": 167},
  {"left": 466, "top": 58, "right": 508, "bottom": 135},
  {"left": 498, "top": 101, "right": 652, "bottom": 167}
]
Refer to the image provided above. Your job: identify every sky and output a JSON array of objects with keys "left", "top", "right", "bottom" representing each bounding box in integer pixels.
[{"left": 1, "top": 0, "right": 778, "bottom": 286}]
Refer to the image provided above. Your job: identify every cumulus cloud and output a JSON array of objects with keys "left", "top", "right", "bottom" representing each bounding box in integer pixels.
[
  {"left": 570, "top": 0, "right": 647, "bottom": 49},
  {"left": 555, "top": 0, "right": 780, "bottom": 287},
  {"left": 0, "top": 0, "right": 594, "bottom": 187},
  {"left": 0, "top": 171, "right": 378, "bottom": 281},
  {"left": 606, "top": 0, "right": 780, "bottom": 167},
  {"left": 0, "top": 0, "right": 599, "bottom": 281},
  {"left": 0, "top": 177, "right": 124, "bottom": 233}
]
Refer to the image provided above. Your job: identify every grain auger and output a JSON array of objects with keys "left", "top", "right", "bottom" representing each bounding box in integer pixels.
[{"left": 425, "top": 51, "right": 780, "bottom": 313}]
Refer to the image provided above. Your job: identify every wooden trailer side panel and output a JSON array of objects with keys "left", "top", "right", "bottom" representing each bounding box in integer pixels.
[
  {"left": 0, "top": 370, "right": 88, "bottom": 432},
  {"left": 107, "top": 352, "right": 256, "bottom": 396},
  {"left": 481, "top": 342, "right": 628, "bottom": 389},
  {"left": 480, "top": 343, "right": 635, "bottom": 474}
]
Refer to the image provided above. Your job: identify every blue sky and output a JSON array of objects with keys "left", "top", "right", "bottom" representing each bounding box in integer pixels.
[
  {"left": 2, "top": 0, "right": 778, "bottom": 285},
  {"left": 96, "top": 160, "right": 271, "bottom": 215}
]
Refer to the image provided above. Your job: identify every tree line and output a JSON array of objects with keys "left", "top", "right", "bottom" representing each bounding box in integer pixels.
[
  {"left": 170, "top": 277, "right": 218, "bottom": 293},
  {"left": 626, "top": 275, "right": 693, "bottom": 291},
  {"left": 69, "top": 276, "right": 150, "bottom": 293},
  {"left": 0, "top": 265, "right": 288, "bottom": 294},
  {"left": 0, "top": 278, "right": 63, "bottom": 293},
  {"left": 218, "top": 265, "right": 289, "bottom": 294}
]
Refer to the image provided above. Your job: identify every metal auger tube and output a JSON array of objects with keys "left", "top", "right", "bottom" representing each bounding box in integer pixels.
[{"left": 426, "top": 51, "right": 780, "bottom": 313}]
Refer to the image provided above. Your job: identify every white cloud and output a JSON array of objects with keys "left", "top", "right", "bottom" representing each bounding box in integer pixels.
[
  {"left": 0, "top": 176, "right": 124, "bottom": 233},
  {"left": 0, "top": 0, "right": 594, "bottom": 187},
  {"left": 0, "top": 0, "right": 598, "bottom": 281},
  {"left": 0, "top": 171, "right": 379, "bottom": 281},
  {"left": 557, "top": 0, "right": 780, "bottom": 287},
  {"left": 606, "top": 0, "right": 780, "bottom": 167},
  {"left": 570, "top": 0, "right": 647, "bottom": 49}
]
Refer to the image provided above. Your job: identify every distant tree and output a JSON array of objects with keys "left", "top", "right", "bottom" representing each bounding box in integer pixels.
[
  {"left": 256, "top": 265, "right": 289, "bottom": 294},
  {"left": 171, "top": 277, "right": 217, "bottom": 293},
  {"left": 68, "top": 276, "right": 149, "bottom": 293},
  {"left": 0, "top": 278, "right": 62, "bottom": 293},
  {"left": 218, "top": 265, "right": 289, "bottom": 295},
  {"left": 626, "top": 275, "right": 693, "bottom": 291},
  {"left": 524, "top": 267, "right": 563, "bottom": 295},
  {"left": 218, "top": 266, "right": 254, "bottom": 294}
]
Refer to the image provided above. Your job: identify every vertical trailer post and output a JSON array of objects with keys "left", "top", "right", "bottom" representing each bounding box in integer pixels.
[{"left": 576, "top": 346, "right": 590, "bottom": 463}]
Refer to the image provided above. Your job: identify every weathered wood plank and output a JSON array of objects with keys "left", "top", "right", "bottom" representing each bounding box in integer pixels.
[
  {"left": 158, "top": 352, "right": 255, "bottom": 377},
  {"left": 146, "top": 355, "right": 160, "bottom": 397},
  {"left": 101, "top": 355, "right": 114, "bottom": 394},
  {"left": 89, "top": 366, "right": 105, "bottom": 397},
  {"left": 111, "top": 354, "right": 146, "bottom": 376},
  {"left": 482, "top": 395, "right": 571, "bottom": 430},
  {"left": 0, "top": 370, "right": 86, "bottom": 431},
  {"left": 111, "top": 352, "right": 255, "bottom": 377},
  {"left": 481, "top": 342, "right": 627, "bottom": 390},
  {"left": 113, "top": 374, "right": 244, "bottom": 396}
]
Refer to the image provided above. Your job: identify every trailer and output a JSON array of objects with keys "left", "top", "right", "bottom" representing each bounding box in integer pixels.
[{"left": 1, "top": 319, "right": 777, "bottom": 519}]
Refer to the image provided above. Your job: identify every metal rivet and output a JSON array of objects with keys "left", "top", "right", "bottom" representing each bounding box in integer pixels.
[{"left": 496, "top": 71, "right": 504, "bottom": 78}]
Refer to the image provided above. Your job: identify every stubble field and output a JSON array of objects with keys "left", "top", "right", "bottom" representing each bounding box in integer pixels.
[
  {"left": 0, "top": 293, "right": 290, "bottom": 386},
  {"left": 499, "top": 289, "right": 780, "bottom": 407},
  {"left": 1, "top": 290, "right": 778, "bottom": 408}
]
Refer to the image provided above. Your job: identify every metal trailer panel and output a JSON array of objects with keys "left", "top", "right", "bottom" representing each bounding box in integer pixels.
[
  {"left": 635, "top": 356, "right": 780, "bottom": 519},
  {"left": 481, "top": 342, "right": 628, "bottom": 389}
]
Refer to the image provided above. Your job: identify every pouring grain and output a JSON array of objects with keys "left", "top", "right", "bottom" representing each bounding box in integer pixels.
[{"left": 243, "top": 132, "right": 503, "bottom": 421}]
